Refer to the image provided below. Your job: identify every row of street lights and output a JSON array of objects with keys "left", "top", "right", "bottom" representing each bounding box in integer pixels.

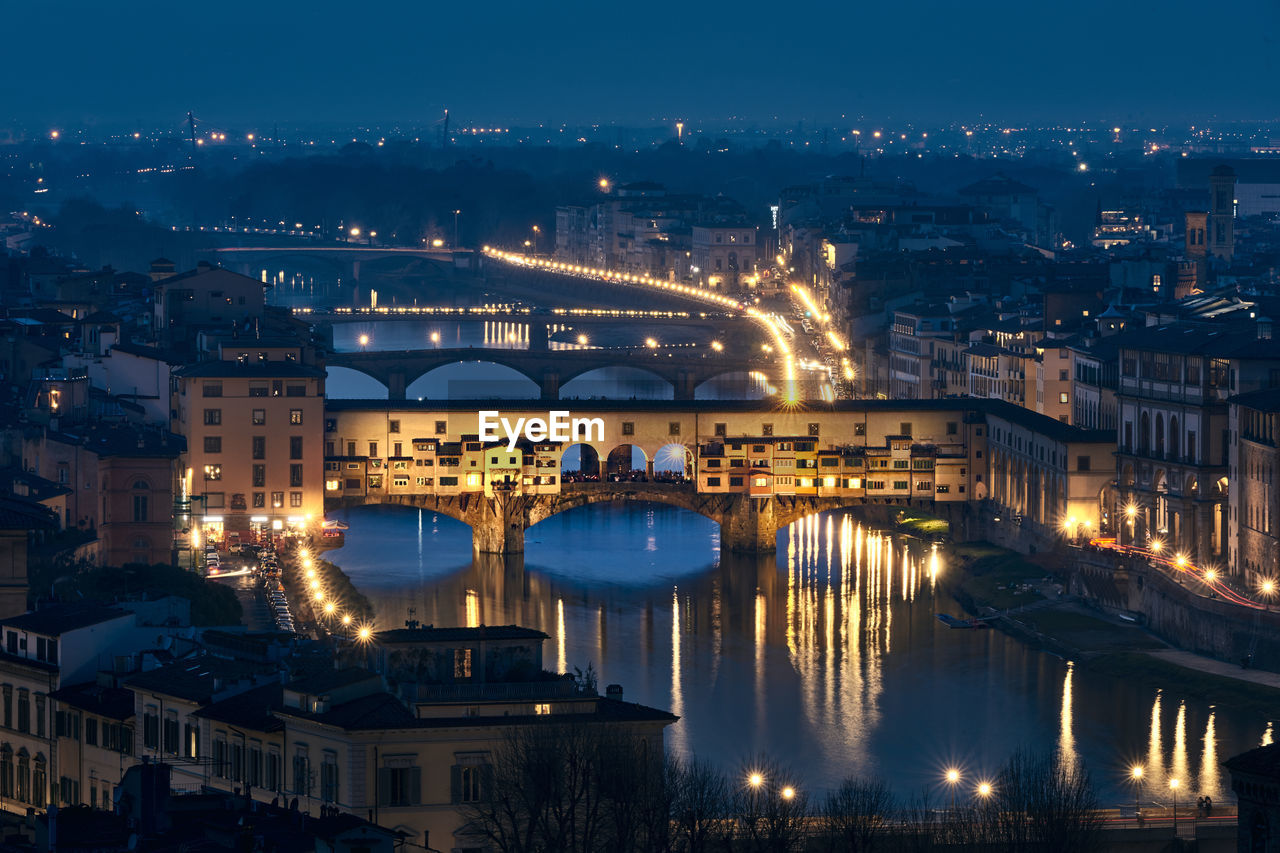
[{"left": 297, "top": 548, "right": 373, "bottom": 644}]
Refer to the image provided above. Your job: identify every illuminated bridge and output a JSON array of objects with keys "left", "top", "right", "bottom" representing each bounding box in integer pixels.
[{"left": 322, "top": 399, "right": 1116, "bottom": 555}]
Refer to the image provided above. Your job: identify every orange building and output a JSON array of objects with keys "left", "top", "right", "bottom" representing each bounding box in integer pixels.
[{"left": 171, "top": 344, "right": 325, "bottom": 545}]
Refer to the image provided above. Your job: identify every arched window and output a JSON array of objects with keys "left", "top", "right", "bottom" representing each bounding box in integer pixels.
[
  {"left": 1139, "top": 412, "right": 1150, "bottom": 454},
  {"left": 133, "top": 478, "right": 150, "bottom": 490},
  {"left": 1155, "top": 413, "right": 1165, "bottom": 458},
  {"left": 1169, "top": 416, "right": 1180, "bottom": 461}
]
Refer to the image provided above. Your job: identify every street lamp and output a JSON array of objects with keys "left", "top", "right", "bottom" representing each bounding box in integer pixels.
[
  {"left": 453, "top": 209, "right": 461, "bottom": 248},
  {"left": 748, "top": 772, "right": 764, "bottom": 789},
  {"left": 1130, "top": 765, "right": 1143, "bottom": 820},
  {"left": 780, "top": 786, "right": 795, "bottom": 800},
  {"left": 945, "top": 768, "right": 961, "bottom": 810},
  {"left": 976, "top": 781, "right": 992, "bottom": 799},
  {"left": 531, "top": 225, "right": 540, "bottom": 256}
]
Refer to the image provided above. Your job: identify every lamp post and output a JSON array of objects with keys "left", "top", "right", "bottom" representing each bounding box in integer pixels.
[
  {"left": 453, "top": 209, "right": 461, "bottom": 248},
  {"left": 1130, "top": 765, "right": 1143, "bottom": 823},
  {"left": 945, "top": 768, "right": 960, "bottom": 811},
  {"left": 531, "top": 225, "right": 540, "bottom": 256}
]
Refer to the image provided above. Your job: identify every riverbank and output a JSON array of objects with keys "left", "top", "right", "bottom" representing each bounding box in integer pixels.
[{"left": 945, "top": 540, "right": 1280, "bottom": 716}]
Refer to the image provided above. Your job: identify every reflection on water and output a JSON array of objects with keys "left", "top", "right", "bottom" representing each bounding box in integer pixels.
[{"left": 329, "top": 503, "right": 1267, "bottom": 801}]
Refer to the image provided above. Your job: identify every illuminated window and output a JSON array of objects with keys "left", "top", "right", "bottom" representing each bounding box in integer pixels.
[
  {"left": 454, "top": 649, "right": 472, "bottom": 679},
  {"left": 326, "top": 480, "right": 340, "bottom": 492},
  {"left": 534, "top": 704, "right": 551, "bottom": 715}
]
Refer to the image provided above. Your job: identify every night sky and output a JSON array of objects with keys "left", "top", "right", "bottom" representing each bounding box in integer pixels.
[{"left": 6, "top": 0, "right": 1279, "bottom": 128}]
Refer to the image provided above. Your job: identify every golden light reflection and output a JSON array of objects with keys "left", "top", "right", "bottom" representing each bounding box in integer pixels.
[
  {"left": 556, "top": 597, "right": 566, "bottom": 674},
  {"left": 1059, "top": 661, "right": 1078, "bottom": 775},
  {"left": 1199, "top": 709, "right": 1218, "bottom": 797},
  {"left": 1147, "top": 691, "right": 1165, "bottom": 783},
  {"left": 465, "top": 588, "right": 480, "bottom": 628},
  {"left": 671, "top": 588, "right": 685, "bottom": 751},
  {"left": 1171, "top": 700, "right": 1189, "bottom": 790},
  {"left": 1263, "top": 722, "right": 1274, "bottom": 747}
]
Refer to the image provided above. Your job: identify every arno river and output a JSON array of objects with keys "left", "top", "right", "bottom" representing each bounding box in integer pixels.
[{"left": 327, "top": 502, "right": 1274, "bottom": 804}]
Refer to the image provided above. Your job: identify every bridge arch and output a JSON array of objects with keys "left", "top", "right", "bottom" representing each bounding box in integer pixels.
[
  {"left": 693, "top": 369, "right": 773, "bottom": 400},
  {"left": 406, "top": 362, "right": 540, "bottom": 400},
  {"left": 325, "top": 365, "right": 390, "bottom": 399},
  {"left": 558, "top": 365, "right": 676, "bottom": 400}
]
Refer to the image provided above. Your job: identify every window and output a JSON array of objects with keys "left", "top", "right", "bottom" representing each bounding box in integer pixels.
[
  {"left": 714, "top": 422, "right": 727, "bottom": 437},
  {"left": 290, "top": 491, "right": 303, "bottom": 507},
  {"left": 162, "top": 714, "right": 179, "bottom": 754},
  {"left": 204, "top": 436, "right": 221, "bottom": 453},
  {"left": 143, "top": 710, "right": 159, "bottom": 750},
  {"left": 808, "top": 423, "right": 820, "bottom": 436},
  {"left": 271, "top": 491, "right": 284, "bottom": 508},
  {"left": 1058, "top": 392, "right": 1069, "bottom": 404},
  {"left": 203, "top": 409, "right": 222, "bottom": 426},
  {"left": 202, "top": 382, "right": 222, "bottom": 397},
  {"left": 761, "top": 423, "right": 773, "bottom": 437},
  {"left": 946, "top": 422, "right": 958, "bottom": 435},
  {"left": 293, "top": 752, "right": 311, "bottom": 795},
  {"left": 621, "top": 421, "right": 635, "bottom": 436},
  {"left": 203, "top": 464, "right": 222, "bottom": 481},
  {"left": 290, "top": 464, "right": 304, "bottom": 487},
  {"left": 321, "top": 754, "right": 339, "bottom": 803},
  {"left": 16, "top": 689, "right": 28, "bottom": 733},
  {"left": 369, "top": 442, "right": 378, "bottom": 457},
  {"left": 534, "top": 704, "right": 551, "bottom": 715},
  {"left": 35, "top": 694, "right": 45, "bottom": 737},
  {"left": 290, "top": 436, "right": 303, "bottom": 459},
  {"left": 250, "top": 384, "right": 268, "bottom": 397},
  {"left": 1077, "top": 456, "right": 1091, "bottom": 472},
  {"left": 899, "top": 422, "right": 912, "bottom": 436},
  {"left": 286, "top": 384, "right": 306, "bottom": 397},
  {"left": 729, "top": 476, "right": 744, "bottom": 487},
  {"left": 253, "top": 492, "right": 265, "bottom": 507},
  {"left": 266, "top": 751, "right": 281, "bottom": 791},
  {"left": 185, "top": 723, "right": 199, "bottom": 758},
  {"left": 435, "top": 420, "right": 448, "bottom": 435},
  {"left": 290, "top": 409, "right": 303, "bottom": 425},
  {"left": 454, "top": 648, "right": 472, "bottom": 679},
  {"left": 132, "top": 495, "right": 148, "bottom": 523},
  {"left": 252, "top": 409, "right": 266, "bottom": 425},
  {"left": 669, "top": 422, "right": 681, "bottom": 436},
  {"left": 854, "top": 423, "right": 866, "bottom": 437},
  {"left": 389, "top": 419, "right": 400, "bottom": 434},
  {"left": 380, "top": 765, "right": 420, "bottom": 807},
  {"left": 707, "top": 477, "right": 721, "bottom": 487},
  {"left": 454, "top": 765, "right": 487, "bottom": 804}
]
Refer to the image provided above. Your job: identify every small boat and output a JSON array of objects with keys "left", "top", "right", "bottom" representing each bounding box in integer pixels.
[{"left": 937, "top": 613, "right": 989, "bottom": 629}]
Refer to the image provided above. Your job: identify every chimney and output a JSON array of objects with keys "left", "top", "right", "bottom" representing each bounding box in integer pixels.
[{"left": 605, "top": 684, "right": 623, "bottom": 701}]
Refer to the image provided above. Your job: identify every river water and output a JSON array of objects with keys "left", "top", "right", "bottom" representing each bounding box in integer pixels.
[{"left": 326, "top": 502, "right": 1273, "bottom": 804}]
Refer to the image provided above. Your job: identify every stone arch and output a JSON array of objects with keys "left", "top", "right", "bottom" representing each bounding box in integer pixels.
[
  {"left": 560, "top": 443, "right": 603, "bottom": 482},
  {"left": 325, "top": 365, "right": 390, "bottom": 399},
  {"left": 653, "top": 442, "right": 693, "bottom": 479},
  {"left": 407, "top": 361, "right": 540, "bottom": 400},
  {"left": 558, "top": 365, "right": 675, "bottom": 400},
  {"left": 1120, "top": 463, "right": 1135, "bottom": 488},
  {"left": 604, "top": 443, "right": 648, "bottom": 481},
  {"left": 693, "top": 369, "right": 773, "bottom": 400}
]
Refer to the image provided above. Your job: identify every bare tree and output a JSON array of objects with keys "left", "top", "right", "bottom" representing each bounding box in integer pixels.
[
  {"left": 668, "top": 756, "right": 730, "bottom": 853},
  {"left": 990, "top": 749, "right": 1102, "bottom": 853},
  {"left": 462, "top": 723, "right": 669, "bottom": 853},
  {"left": 820, "top": 777, "right": 896, "bottom": 853}
]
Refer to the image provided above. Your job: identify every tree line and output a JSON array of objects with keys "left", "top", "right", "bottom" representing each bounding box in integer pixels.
[{"left": 461, "top": 725, "right": 1103, "bottom": 853}]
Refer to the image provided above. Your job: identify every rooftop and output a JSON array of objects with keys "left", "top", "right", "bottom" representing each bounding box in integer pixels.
[
  {"left": 125, "top": 656, "right": 276, "bottom": 703},
  {"left": 1, "top": 603, "right": 130, "bottom": 636},
  {"left": 49, "top": 683, "right": 135, "bottom": 720}
]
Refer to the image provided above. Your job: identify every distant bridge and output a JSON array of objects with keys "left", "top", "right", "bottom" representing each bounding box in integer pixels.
[
  {"left": 204, "top": 245, "right": 471, "bottom": 282},
  {"left": 325, "top": 345, "right": 772, "bottom": 400}
]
